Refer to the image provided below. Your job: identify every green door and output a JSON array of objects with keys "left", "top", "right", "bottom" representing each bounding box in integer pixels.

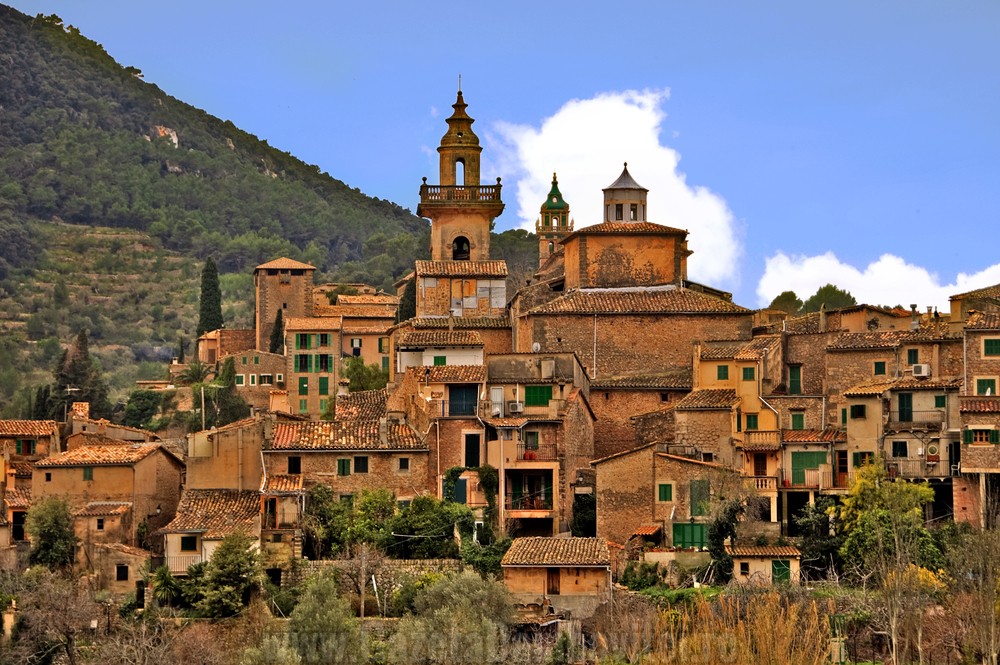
[
  {"left": 772, "top": 559, "right": 791, "bottom": 583},
  {"left": 898, "top": 393, "right": 913, "bottom": 422}
]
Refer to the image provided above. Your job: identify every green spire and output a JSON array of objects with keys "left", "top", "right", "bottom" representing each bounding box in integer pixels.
[{"left": 541, "top": 172, "right": 569, "bottom": 211}]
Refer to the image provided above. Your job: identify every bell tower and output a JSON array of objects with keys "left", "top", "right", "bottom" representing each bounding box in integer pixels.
[
  {"left": 535, "top": 173, "right": 573, "bottom": 267},
  {"left": 418, "top": 90, "right": 504, "bottom": 262}
]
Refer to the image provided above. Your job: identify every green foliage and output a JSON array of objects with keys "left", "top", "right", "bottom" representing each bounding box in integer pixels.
[
  {"left": 150, "top": 564, "right": 181, "bottom": 606},
  {"left": 621, "top": 561, "right": 662, "bottom": 590},
  {"left": 768, "top": 290, "right": 803, "bottom": 314},
  {"left": 383, "top": 495, "right": 474, "bottom": 559},
  {"left": 122, "top": 389, "right": 161, "bottom": 427},
  {"left": 302, "top": 484, "right": 351, "bottom": 558},
  {"left": 796, "top": 495, "right": 843, "bottom": 580},
  {"left": 442, "top": 466, "right": 465, "bottom": 503},
  {"left": 340, "top": 356, "right": 388, "bottom": 392},
  {"left": 26, "top": 497, "right": 75, "bottom": 568},
  {"left": 178, "top": 359, "right": 211, "bottom": 385},
  {"left": 837, "top": 462, "right": 934, "bottom": 533},
  {"left": 193, "top": 357, "right": 250, "bottom": 430},
  {"left": 570, "top": 493, "right": 597, "bottom": 537},
  {"left": 460, "top": 537, "right": 512, "bottom": 579},
  {"left": 197, "top": 257, "right": 223, "bottom": 337},
  {"left": 840, "top": 509, "right": 942, "bottom": 574},
  {"left": 547, "top": 632, "right": 577, "bottom": 665},
  {"left": 800, "top": 283, "right": 857, "bottom": 313},
  {"left": 477, "top": 464, "right": 499, "bottom": 527},
  {"left": 288, "top": 573, "right": 366, "bottom": 665},
  {"left": 240, "top": 636, "right": 302, "bottom": 665},
  {"left": 638, "top": 585, "right": 723, "bottom": 606},
  {"left": 389, "top": 572, "right": 443, "bottom": 616},
  {"left": 195, "top": 531, "right": 262, "bottom": 617},
  {"left": 397, "top": 275, "right": 416, "bottom": 322},
  {"left": 269, "top": 308, "right": 284, "bottom": 354},
  {"left": 706, "top": 499, "right": 745, "bottom": 583},
  {"left": 51, "top": 329, "right": 112, "bottom": 419}
]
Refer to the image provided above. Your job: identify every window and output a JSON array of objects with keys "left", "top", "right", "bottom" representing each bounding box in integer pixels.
[
  {"left": 660, "top": 392, "right": 670, "bottom": 402},
  {"left": 254, "top": 355, "right": 259, "bottom": 365},
  {"left": 791, "top": 413, "right": 805, "bottom": 430},
  {"left": 850, "top": 404, "right": 867, "bottom": 419},
  {"left": 276, "top": 373, "right": 283, "bottom": 383},
  {"left": 45, "top": 472, "right": 51, "bottom": 482},
  {"left": 690, "top": 479, "right": 710, "bottom": 517},
  {"left": 260, "top": 374, "right": 273, "bottom": 385},
  {"left": 116, "top": 564, "right": 129, "bottom": 582},
  {"left": 96, "top": 518, "right": 105, "bottom": 531},
  {"left": 788, "top": 366, "right": 802, "bottom": 395},
  {"left": 318, "top": 355, "right": 332, "bottom": 372},
  {"left": 852, "top": 452, "right": 874, "bottom": 468},
  {"left": 351, "top": 338, "right": 362, "bottom": 349},
  {"left": 717, "top": 365, "right": 729, "bottom": 381},
  {"left": 296, "top": 354, "right": 309, "bottom": 372},
  {"left": 83, "top": 466, "right": 93, "bottom": 481},
  {"left": 354, "top": 456, "right": 369, "bottom": 473},
  {"left": 841, "top": 408, "right": 847, "bottom": 426},
  {"left": 986, "top": 339, "right": 1000, "bottom": 356},
  {"left": 672, "top": 522, "right": 707, "bottom": 548},
  {"left": 287, "top": 456, "right": 301, "bottom": 474},
  {"left": 398, "top": 457, "right": 410, "bottom": 472},
  {"left": 977, "top": 378, "right": 997, "bottom": 396},
  {"left": 739, "top": 562, "right": 750, "bottom": 576},
  {"left": 296, "top": 333, "right": 310, "bottom": 350},
  {"left": 241, "top": 356, "right": 247, "bottom": 365},
  {"left": 15, "top": 439, "right": 36, "bottom": 456},
  {"left": 745, "top": 414, "right": 758, "bottom": 431},
  {"left": 180, "top": 535, "right": 197, "bottom": 552},
  {"left": 382, "top": 357, "right": 390, "bottom": 371},
  {"left": 964, "top": 429, "right": 1000, "bottom": 444},
  {"left": 874, "top": 361, "right": 886, "bottom": 376},
  {"left": 340, "top": 495, "right": 354, "bottom": 507},
  {"left": 524, "top": 385, "right": 553, "bottom": 407},
  {"left": 523, "top": 431, "right": 540, "bottom": 450},
  {"left": 298, "top": 399, "right": 308, "bottom": 414},
  {"left": 615, "top": 203, "right": 623, "bottom": 220},
  {"left": 337, "top": 459, "right": 351, "bottom": 476},
  {"left": 319, "top": 333, "right": 330, "bottom": 347},
  {"left": 907, "top": 349, "right": 919, "bottom": 365},
  {"left": 702, "top": 452, "right": 714, "bottom": 463},
  {"left": 249, "top": 374, "right": 257, "bottom": 386},
  {"left": 658, "top": 483, "right": 673, "bottom": 502},
  {"left": 934, "top": 395, "right": 946, "bottom": 408},
  {"left": 742, "top": 367, "right": 755, "bottom": 381},
  {"left": 235, "top": 374, "right": 245, "bottom": 386},
  {"left": 378, "top": 337, "right": 387, "bottom": 353},
  {"left": 892, "top": 440, "right": 908, "bottom": 458},
  {"left": 298, "top": 377, "right": 309, "bottom": 396},
  {"left": 319, "top": 376, "right": 329, "bottom": 396},
  {"left": 629, "top": 203, "right": 638, "bottom": 220},
  {"left": 433, "top": 356, "right": 447, "bottom": 366}
]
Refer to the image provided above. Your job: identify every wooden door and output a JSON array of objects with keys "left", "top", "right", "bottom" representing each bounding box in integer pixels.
[
  {"left": 546, "top": 568, "right": 560, "bottom": 595},
  {"left": 753, "top": 453, "right": 767, "bottom": 476}
]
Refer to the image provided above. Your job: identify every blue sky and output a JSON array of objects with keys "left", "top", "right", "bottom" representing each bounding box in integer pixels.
[{"left": 9, "top": 1, "right": 1000, "bottom": 308}]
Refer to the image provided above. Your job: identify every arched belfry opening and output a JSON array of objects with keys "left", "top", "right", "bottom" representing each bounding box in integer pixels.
[
  {"left": 455, "top": 158, "right": 465, "bottom": 186},
  {"left": 452, "top": 236, "right": 471, "bottom": 261}
]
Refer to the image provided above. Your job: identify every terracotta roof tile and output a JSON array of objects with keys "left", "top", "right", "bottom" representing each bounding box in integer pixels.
[
  {"left": 5, "top": 487, "right": 31, "bottom": 509},
  {"left": 255, "top": 257, "right": 315, "bottom": 271},
  {"left": 284, "top": 317, "right": 342, "bottom": 331},
  {"left": 961, "top": 397, "right": 1000, "bottom": 414},
  {"left": 592, "top": 370, "right": 691, "bottom": 390},
  {"left": 270, "top": 420, "right": 425, "bottom": 451},
  {"left": 734, "top": 336, "right": 782, "bottom": 360},
  {"left": 527, "top": 287, "right": 750, "bottom": 315},
  {"left": 675, "top": 389, "right": 739, "bottom": 410},
  {"left": 829, "top": 325, "right": 959, "bottom": 351},
  {"left": 36, "top": 443, "right": 162, "bottom": 467},
  {"left": 336, "top": 294, "right": 399, "bottom": 306},
  {"left": 699, "top": 342, "right": 746, "bottom": 360},
  {"left": 501, "top": 537, "right": 610, "bottom": 567},
  {"left": 844, "top": 377, "right": 963, "bottom": 397},
  {"left": 632, "top": 525, "right": 662, "bottom": 537},
  {"left": 405, "top": 365, "right": 486, "bottom": 384},
  {"left": 74, "top": 502, "right": 131, "bottom": 517},
  {"left": 410, "top": 316, "right": 511, "bottom": 329},
  {"left": 10, "top": 462, "right": 33, "bottom": 478},
  {"left": 335, "top": 389, "right": 388, "bottom": 421},
  {"left": 726, "top": 545, "right": 801, "bottom": 558},
  {"left": 317, "top": 305, "right": 397, "bottom": 319},
  {"left": 262, "top": 474, "right": 304, "bottom": 494},
  {"left": 951, "top": 283, "right": 1000, "bottom": 300},
  {"left": 482, "top": 417, "right": 529, "bottom": 428},
  {"left": 781, "top": 428, "right": 846, "bottom": 443},
  {"left": 398, "top": 331, "right": 483, "bottom": 347},
  {"left": 966, "top": 311, "right": 1000, "bottom": 330},
  {"left": 569, "top": 222, "right": 687, "bottom": 236},
  {"left": 415, "top": 260, "right": 508, "bottom": 278},
  {"left": 0, "top": 420, "right": 58, "bottom": 437},
  {"left": 96, "top": 542, "right": 151, "bottom": 558},
  {"left": 72, "top": 419, "right": 157, "bottom": 438},
  {"left": 741, "top": 442, "right": 782, "bottom": 452},
  {"left": 161, "top": 489, "right": 259, "bottom": 539},
  {"left": 341, "top": 326, "right": 393, "bottom": 335}
]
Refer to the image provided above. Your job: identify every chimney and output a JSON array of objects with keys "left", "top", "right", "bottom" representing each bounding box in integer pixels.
[
  {"left": 337, "top": 378, "right": 350, "bottom": 397},
  {"left": 910, "top": 304, "right": 919, "bottom": 330}
]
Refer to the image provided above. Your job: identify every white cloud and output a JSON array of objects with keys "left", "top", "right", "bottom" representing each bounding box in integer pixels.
[
  {"left": 487, "top": 90, "right": 742, "bottom": 287},
  {"left": 757, "top": 251, "right": 1000, "bottom": 310}
]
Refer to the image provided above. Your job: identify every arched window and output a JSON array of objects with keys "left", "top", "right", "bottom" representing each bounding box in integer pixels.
[
  {"left": 455, "top": 159, "right": 465, "bottom": 186},
  {"left": 548, "top": 241, "right": 554, "bottom": 254},
  {"left": 452, "top": 236, "right": 471, "bottom": 261}
]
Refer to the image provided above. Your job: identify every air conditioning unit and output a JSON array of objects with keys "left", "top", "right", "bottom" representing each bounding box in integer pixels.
[
  {"left": 508, "top": 401, "right": 524, "bottom": 413},
  {"left": 912, "top": 363, "right": 931, "bottom": 377}
]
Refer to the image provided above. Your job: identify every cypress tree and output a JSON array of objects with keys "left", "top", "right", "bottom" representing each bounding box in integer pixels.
[
  {"left": 397, "top": 276, "right": 416, "bottom": 322},
  {"left": 52, "top": 330, "right": 112, "bottom": 420},
  {"left": 197, "top": 257, "right": 223, "bottom": 337},
  {"left": 269, "top": 309, "right": 284, "bottom": 354}
]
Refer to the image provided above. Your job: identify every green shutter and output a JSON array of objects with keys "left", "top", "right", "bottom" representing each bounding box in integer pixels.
[
  {"left": 382, "top": 357, "right": 389, "bottom": 371},
  {"left": 964, "top": 429, "right": 974, "bottom": 444},
  {"left": 746, "top": 414, "right": 758, "bottom": 430},
  {"left": 852, "top": 452, "right": 860, "bottom": 468},
  {"left": 934, "top": 395, "right": 946, "bottom": 408},
  {"left": 658, "top": 484, "right": 672, "bottom": 501},
  {"left": 433, "top": 356, "right": 446, "bottom": 366},
  {"left": 907, "top": 349, "right": 919, "bottom": 364},
  {"left": 841, "top": 408, "right": 847, "bottom": 426},
  {"left": 298, "top": 377, "right": 308, "bottom": 396},
  {"left": 717, "top": 365, "right": 729, "bottom": 381},
  {"left": 742, "top": 367, "right": 754, "bottom": 381},
  {"left": 338, "top": 459, "right": 351, "bottom": 476},
  {"left": 874, "top": 361, "right": 886, "bottom": 375},
  {"left": 992, "top": 430, "right": 1000, "bottom": 445},
  {"left": 985, "top": 339, "right": 1000, "bottom": 356},
  {"left": 319, "top": 377, "right": 329, "bottom": 395},
  {"left": 791, "top": 413, "right": 804, "bottom": 430},
  {"left": 789, "top": 366, "right": 802, "bottom": 395},
  {"left": 524, "top": 385, "right": 553, "bottom": 407}
]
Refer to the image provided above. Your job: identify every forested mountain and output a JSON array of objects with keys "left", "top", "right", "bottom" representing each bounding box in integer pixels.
[{"left": 0, "top": 6, "right": 428, "bottom": 280}]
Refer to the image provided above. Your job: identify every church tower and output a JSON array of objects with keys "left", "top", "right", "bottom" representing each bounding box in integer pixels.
[
  {"left": 602, "top": 162, "right": 648, "bottom": 223},
  {"left": 535, "top": 173, "right": 574, "bottom": 267},
  {"left": 413, "top": 90, "right": 509, "bottom": 318}
]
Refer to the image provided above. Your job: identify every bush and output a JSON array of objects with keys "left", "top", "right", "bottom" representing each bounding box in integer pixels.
[{"left": 620, "top": 561, "right": 661, "bottom": 591}]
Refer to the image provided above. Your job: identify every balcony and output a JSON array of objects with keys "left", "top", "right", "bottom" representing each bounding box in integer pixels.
[
  {"left": 886, "top": 410, "right": 946, "bottom": 432},
  {"left": 746, "top": 476, "right": 778, "bottom": 492},
  {"left": 743, "top": 430, "right": 781, "bottom": 446},
  {"left": 515, "top": 443, "right": 558, "bottom": 462},
  {"left": 166, "top": 554, "right": 202, "bottom": 574},
  {"left": 419, "top": 184, "right": 503, "bottom": 204},
  {"left": 479, "top": 399, "right": 568, "bottom": 420},
  {"left": 886, "top": 458, "right": 955, "bottom": 479},
  {"left": 506, "top": 495, "right": 554, "bottom": 511},
  {"left": 426, "top": 399, "right": 478, "bottom": 418},
  {"left": 820, "top": 471, "right": 855, "bottom": 490},
  {"left": 779, "top": 468, "right": 852, "bottom": 490}
]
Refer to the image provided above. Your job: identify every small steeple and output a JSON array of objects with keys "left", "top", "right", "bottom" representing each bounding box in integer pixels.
[
  {"left": 536, "top": 171, "right": 573, "bottom": 267},
  {"left": 603, "top": 162, "right": 648, "bottom": 223},
  {"left": 541, "top": 173, "right": 569, "bottom": 212}
]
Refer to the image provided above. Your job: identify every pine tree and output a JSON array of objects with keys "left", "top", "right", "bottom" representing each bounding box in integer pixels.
[
  {"left": 269, "top": 309, "right": 284, "bottom": 354},
  {"left": 52, "top": 329, "right": 111, "bottom": 419},
  {"left": 197, "top": 257, "right": 223, "bottom": 337}
]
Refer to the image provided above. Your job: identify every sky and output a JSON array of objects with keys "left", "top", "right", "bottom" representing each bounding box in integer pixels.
[{"left": 8, "top": 1, "right": 1000, "bottom": 309}]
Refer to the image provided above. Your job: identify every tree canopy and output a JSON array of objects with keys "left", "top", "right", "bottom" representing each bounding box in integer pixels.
[{"left": 197, "top": 257, "right": 223, "bottom": 337}]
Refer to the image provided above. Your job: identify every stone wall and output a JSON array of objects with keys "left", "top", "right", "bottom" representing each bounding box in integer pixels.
[
  {"left": 264, "top": 449, "right": 432, "bottom": 501},
  {"left": 673, "top": 410, "right": 735, "bottom": 466},
  {"left": 594, "top": 446, "right": 654, "bottom": 544},
  {"left": 288, "top": 557, "right": 464, "bottom": 590},
  {"left": 591, "top": 390, "right": 676, "bottom": 459}
]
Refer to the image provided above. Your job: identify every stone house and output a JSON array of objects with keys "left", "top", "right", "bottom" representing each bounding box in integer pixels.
[
  {"left": 590, "top": 371, "right": 690, "bottom": 459},
  {"left": 948, "top": 283, "right": 1000, "bottom": 329},
  {"left": 185, "top": 415, "right": 266, "bottom": 491},
  {"left": 395, "top": 330, "right": 485, "bottom": 376},
  {"left": 727, "top": 544, "right": 801, "bottom": 585},
  {"left": 160, "top": 488, "right": 260, "bottom": 575},
  {"left": 285, "top": 316, "right": 342, "bottom": 417},
  {"left": 501, "top": 537, "right": 610, "bottom": 619},
  {"left": 260, "top": 473, "right": 304, "bottom": 566},
  {"left": 196, "top": 328, "right": 256, "bottom": 365},
  {"left": 224, "top": 350, "right": 286, "bottom": 409},
  {"left": 0, "top": 420, "right": 60, "bottom": 462},
  {"left": 254, "top": 257, "right": 316, "bottom": 353},
  {"left": 956, "top": 396, "right": 1000, "bottom": 526},
  {"left": 964, "top": 311, "right": 1000, "bottom": 397}
]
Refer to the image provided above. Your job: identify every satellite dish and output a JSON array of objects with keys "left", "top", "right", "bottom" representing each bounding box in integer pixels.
[{"left": 531, "top": 342, "right": 541, "bottom": 353}]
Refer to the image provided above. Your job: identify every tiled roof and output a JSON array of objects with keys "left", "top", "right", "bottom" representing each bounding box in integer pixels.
[
  {"left": 592, "top": 370, "right": 691, "bottom": 390},
  {"left": 341, "top": 326, "right": 393, "bottom": 335},
  {"left": 675, "top": 389, "right": 739, "bottom": 410},
  {"left": 781, "top": 428, "right": 846, "bottom": 444},
  {"left": 656, "top": 452, "right": 726, "bottom": 469},
  {"left": 95, "top": 542, "right": 151, "bottom": 558},
  {"left": 828, "top": 325, "right": 959, "bottom": 351},
  {"left": 208, "top": 416, "right": 261, "bottom": 435},
  {"left": 5, "top": 487, "right": 31, "bottom": 509},
  {"left": 699, "top": 342, "right": 746, "bottom": 360},
  {"left": 337, "top": 294, "right": 399, "bottom": 306},
  {"left": 405, "top": 365, "right": 486, "bottom": 384},
  {"left": 397, "top": 331, "right": 483, "bottom": 347},
  {"left": 0, "top": 420, "right": 58, "bottom": 437},
  {"left": 735, "top": 336, "right": 781, "bottom": 360},
  {"left": 844, "top": 377, "right": 963, "bottom": 398},
  {"left": 270, "top": 420, "right": 425, "bottom": 451},
  {"left": 632, "top": 525, "right": 662, "bottom": 537},
  {"left": 255, "top": 257, "right": 315, "bottom": 271},
  {"left": 335, "top": 389, "right": 388, "bottom": 421},
  {"left": 526, "top": 287, "right": 750, "bottom": 315},
  {"left": 726, "top": 545, "right": 801, "bottom": 558},
  {"left": 284, "top": 316, "right": 342, "bottom": 331},
  {"left": 262, "top": 474, "right": 304, "bottom": 494},
  {"left": 74, "top": 502, "right": 131, "bottom": 517},
  {"left": 410, "top": 316, "right": 511, "bottom": 329},
  {"left": 482, "top": 417, "right": 529, "bottom": 428},
  {"left": 319, "top": 305, "right": 397, "bottom": 319},
  {"left": 966, "top": 311, "right": 1000, "bottom": 330},
  {"left": 961, "top": 397, "right": 1000, "bottom": 414},
  {"left": 415, "top": 260, "right": 508, "bottom": 278},
  {"left": 741, "top": 442, "right": 781, "bottom": 452},
  {"left": 570, "top": 222, "right": 686, "bottom": 236},
  {"left": 161, "top": 489, "right": 260, "bottom": 539},
  {"left": 35, "top": 443, "right": 161, "bottom": 467},
  {"left": 73, "top": 418, "right": 156, "bottom": 438},
  {"left": 10, "top": 462, "right": 33, "bottom": 478},
  {"left": 951, "top": 283, "right": 1000, "bottom": 300},
  {"left": 501, "top": 537, "right": 610, "bottom": 567}
]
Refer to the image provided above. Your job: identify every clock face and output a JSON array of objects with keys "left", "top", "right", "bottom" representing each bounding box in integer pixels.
[{"left": 552, "top": 197, "right": 557, "bottom": 203}]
